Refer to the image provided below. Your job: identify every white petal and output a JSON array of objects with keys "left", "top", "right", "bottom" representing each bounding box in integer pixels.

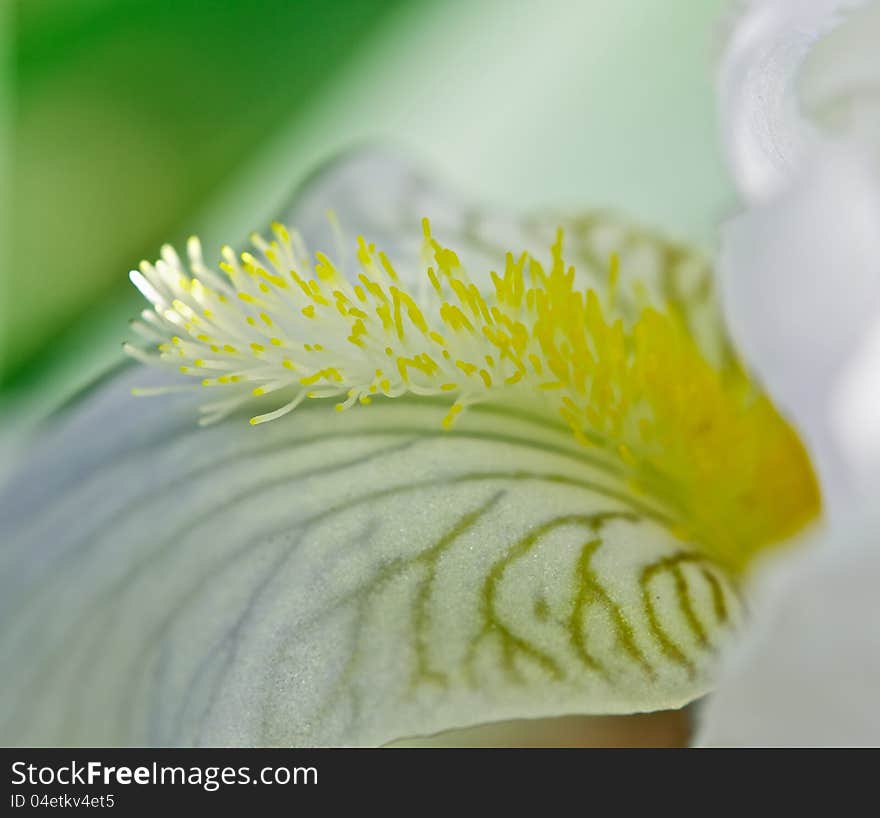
[
  {"left": 801, "top": 0, "right": 880, "bottom": 149},
  {"left": 718, "top": 143, "right": 880, "bottom": 517},
  {"left": 0, "top": 367, "right": 740, "bottom": 746},
  {"left": 695, "top": 513, "right": 880, "bottom": 746},
  {"left": 718, "top": 0, "right": 871, "bottom": 200}
]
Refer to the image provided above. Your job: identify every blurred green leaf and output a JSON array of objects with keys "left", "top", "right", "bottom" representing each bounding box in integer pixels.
[{"left": 6, "top": 0, "right": 408, "bottom": 385}]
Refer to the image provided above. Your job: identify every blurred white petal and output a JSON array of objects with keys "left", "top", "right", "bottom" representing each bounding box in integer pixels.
[
  {"left": 718, "top": 144, "right": 880, "bottom": 516},
  {"left": 696, "top": 513, "right": 880, "bottom": 746},
  {"left": 718, "top": 1, "right": 880, "bottom": 516},
  {"left": 707, "top": 2, "right": 880, "bottom": 748},
  {"left": 718, "top": 0, "right": 871, "bottom": 201},
  {"left": 801, "top": 0, "right": 880, "bottom": 149}
]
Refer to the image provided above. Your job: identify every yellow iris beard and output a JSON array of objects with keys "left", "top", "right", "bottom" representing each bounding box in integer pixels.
[{"left": 126, "top": 218, "right": 820, "bottom": 574}]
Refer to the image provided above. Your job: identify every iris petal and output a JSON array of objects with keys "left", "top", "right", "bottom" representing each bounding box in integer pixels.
[
  {"left": 1, "top": 366, "right": 743, "bottom": 746},
  {"left": 719, "top": 0, "right": 871, "bottom": 200},
  {"left": 1, "top": 152, "right": 812, "bottom": 746}
]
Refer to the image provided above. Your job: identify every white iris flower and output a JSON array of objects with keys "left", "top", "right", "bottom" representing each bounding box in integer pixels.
[{"left": 1, "top": 0, "right": 875, "bottom": 747}]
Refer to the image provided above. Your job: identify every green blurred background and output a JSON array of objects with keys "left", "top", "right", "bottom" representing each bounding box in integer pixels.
[{"left": 2, "top": 0, "right": 733, "bottom": 422}]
